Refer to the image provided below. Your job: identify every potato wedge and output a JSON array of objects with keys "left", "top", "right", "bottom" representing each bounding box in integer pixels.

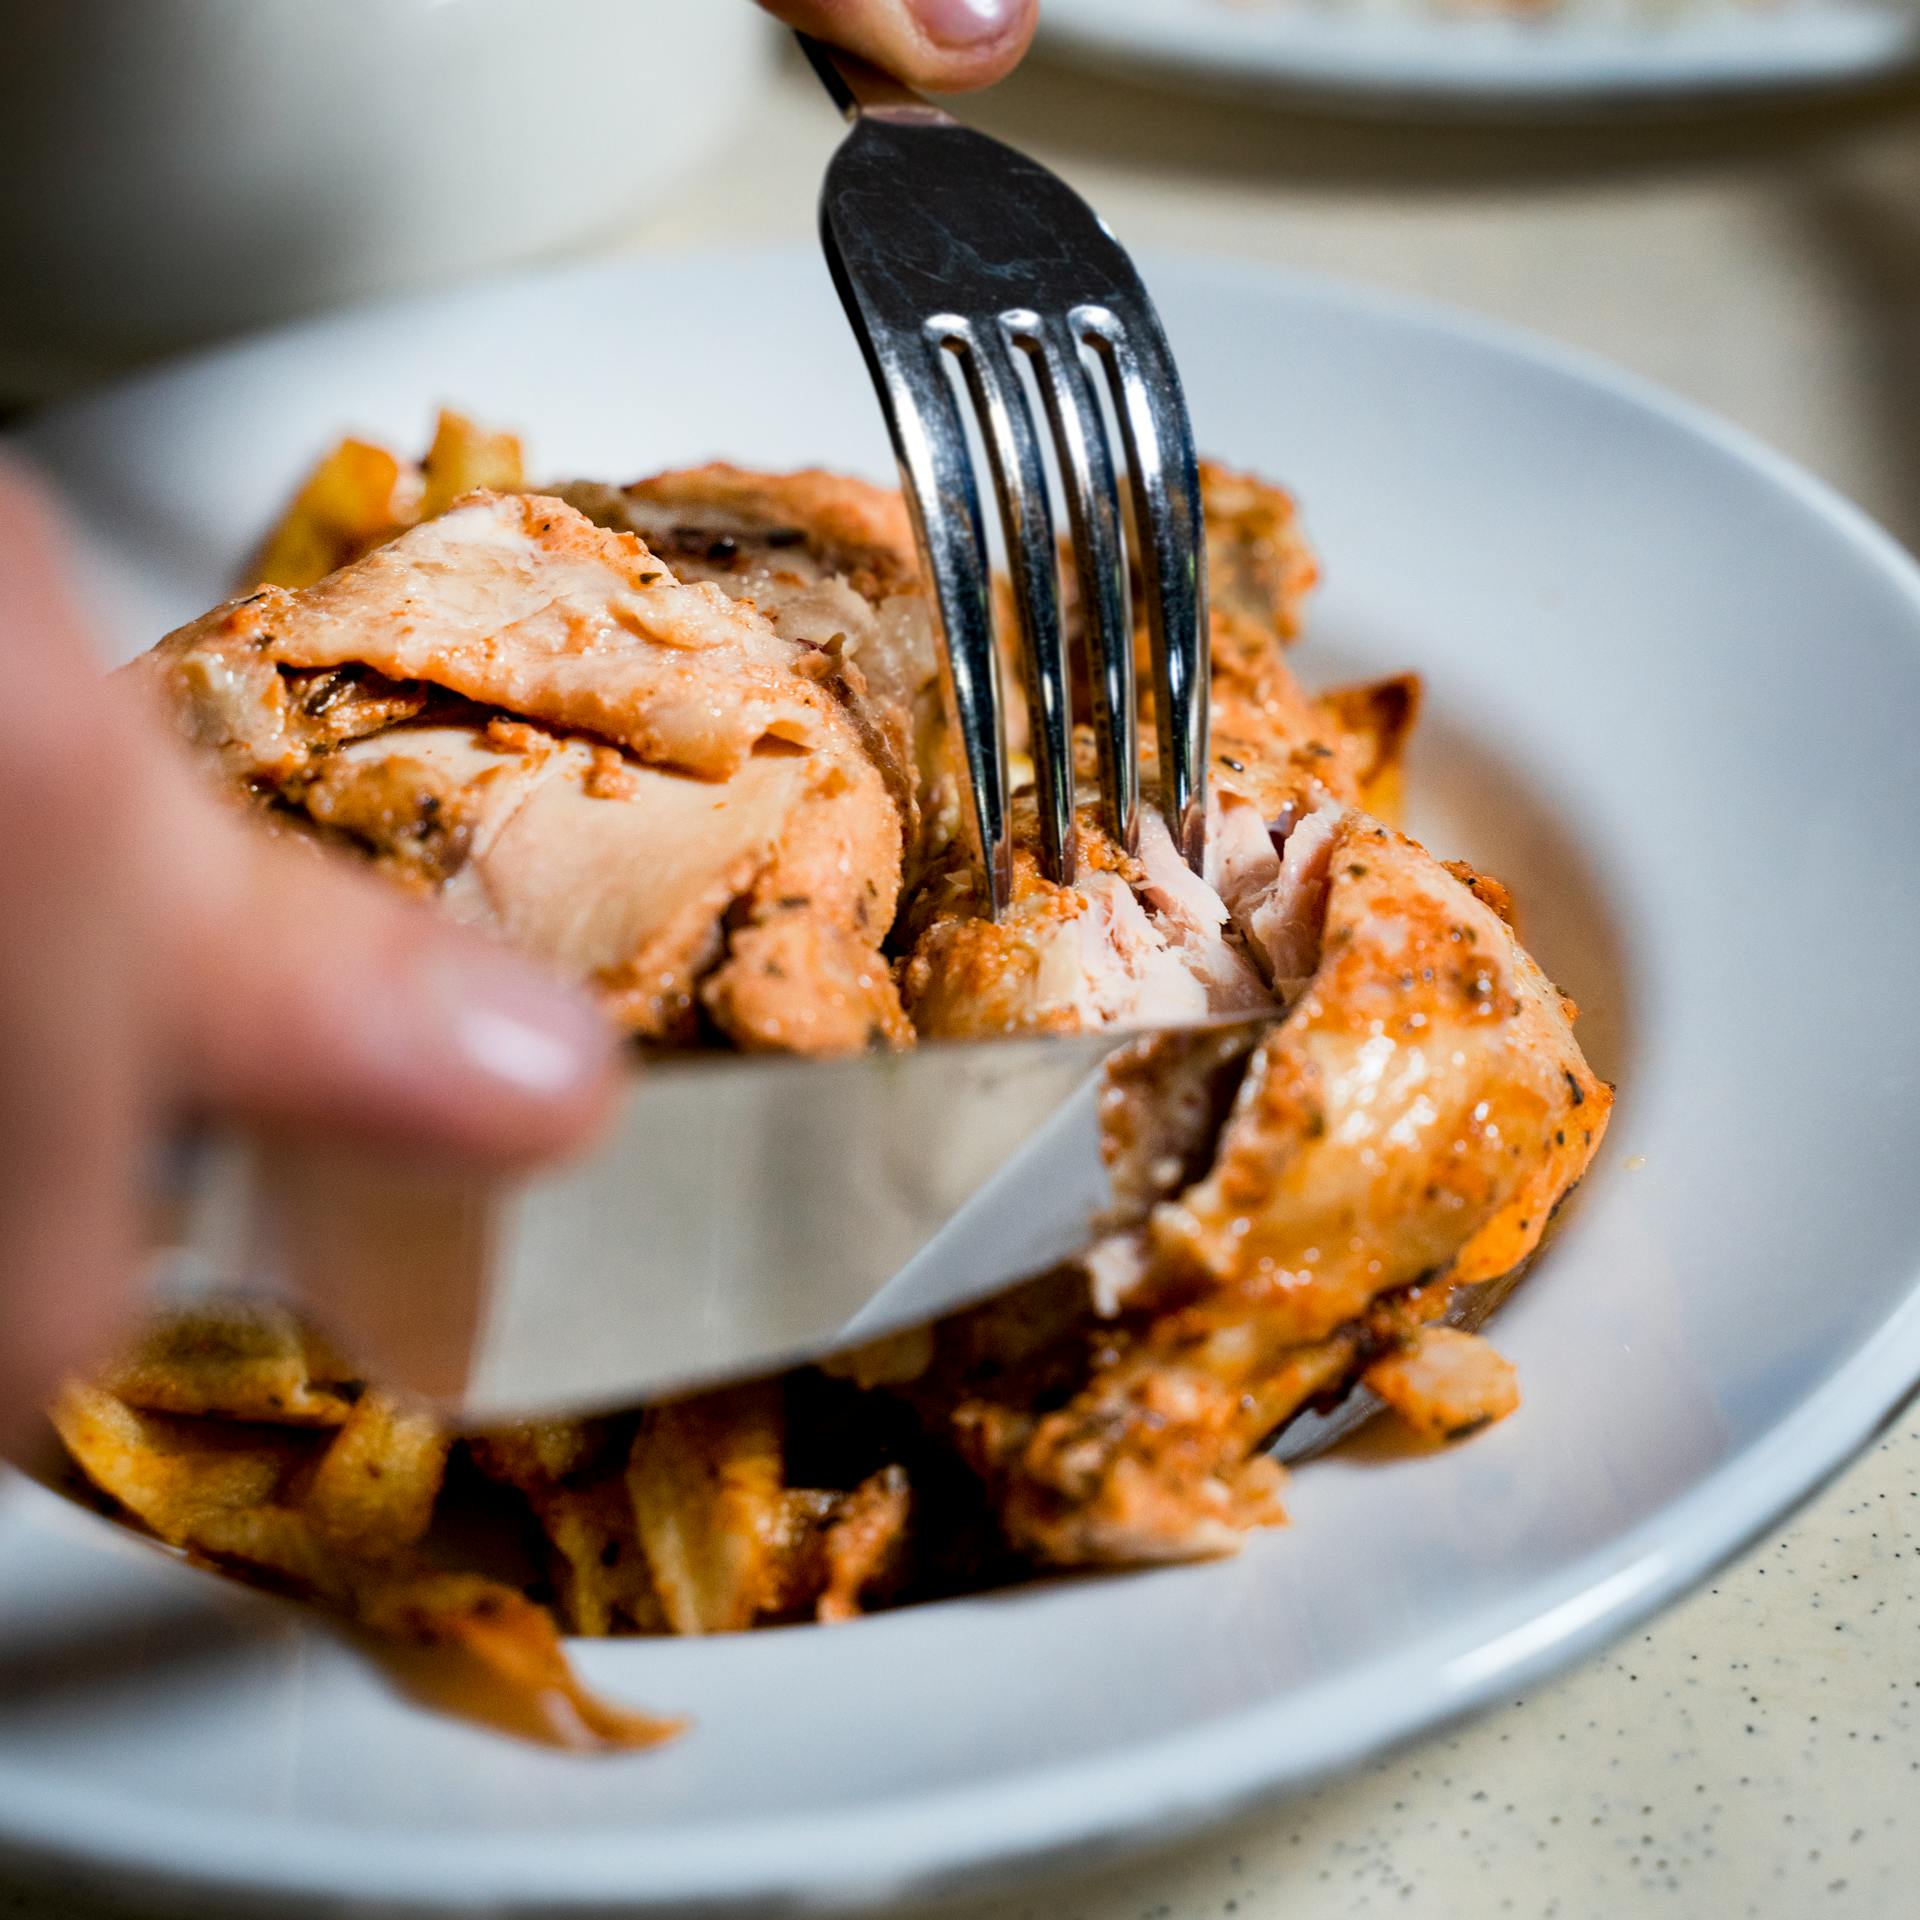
[
  {"left": 100, "top": 1300, "right": 361, "bottom": 1428},
  {"left": 303, "top": 1393, "right": 450, "bottom": 1557},
  {"left": 418, "top": 409, "right": 525, "bottom": 520},
  {"left": 252, "top": 438, "right": 415, "bottom": 589},
  {"left": 360, "top": 1573, "right": 682, "bottom": 1750},
  {"left": 628, "top": 1382, "right": 786, "bottom": 1635}
]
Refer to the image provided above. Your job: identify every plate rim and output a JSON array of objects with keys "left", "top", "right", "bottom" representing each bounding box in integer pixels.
[
  {"left": 7, "top": 247, "right": 1920, "bottom": 1914},
  {"left": 1034, "top": 0, "right": 1920, "bottom": 112}
]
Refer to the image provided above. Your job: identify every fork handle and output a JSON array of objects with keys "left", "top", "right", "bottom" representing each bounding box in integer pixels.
[{"left": 794, "top": 31, "right": 958, "bottom": 125}]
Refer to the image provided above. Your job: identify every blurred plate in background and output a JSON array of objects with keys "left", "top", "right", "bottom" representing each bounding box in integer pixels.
[{"left": 1037, "top": 0, "right": 1920, "bottom": 113}]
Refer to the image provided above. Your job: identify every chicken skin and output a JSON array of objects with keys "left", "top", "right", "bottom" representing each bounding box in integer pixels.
[{"left": 914, "top": 811, "right": 1610, "bottom": 1565}]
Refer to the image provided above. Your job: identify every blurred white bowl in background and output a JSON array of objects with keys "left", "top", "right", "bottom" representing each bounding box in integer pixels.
[{"left": 0, "top": 0, "right": 777, "bottom": 398}]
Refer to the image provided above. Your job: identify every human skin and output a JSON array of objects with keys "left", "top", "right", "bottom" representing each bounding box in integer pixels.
[{"left": 756, "top": 0, "right": 1037, "bottom": 90}]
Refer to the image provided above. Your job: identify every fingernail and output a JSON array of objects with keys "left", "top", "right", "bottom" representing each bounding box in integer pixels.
[
  {"left": 427, "top": 942, "right": 613, "bottom": 1103},
  {"left": 911, "top": 0, "right": 1022, "bottom": 48}
]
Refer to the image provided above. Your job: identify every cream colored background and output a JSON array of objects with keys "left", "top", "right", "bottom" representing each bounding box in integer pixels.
[{"left": 7, "top": 38, "right": 1920, "bottom": 1920}]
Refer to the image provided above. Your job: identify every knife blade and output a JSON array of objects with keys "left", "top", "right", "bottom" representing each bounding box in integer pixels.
[{"left": 152, "top": 1018, "right": 1273, "bottom": 1424}]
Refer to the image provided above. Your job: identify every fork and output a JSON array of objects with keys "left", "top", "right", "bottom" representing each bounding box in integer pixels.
[{"left": 798, "top": 35, "right": 1210, "bottom": 916}]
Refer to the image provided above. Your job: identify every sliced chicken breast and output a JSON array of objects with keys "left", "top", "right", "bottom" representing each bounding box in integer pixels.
[{"left": 130, "top": 489, "right": 910, "bottom": 1049}]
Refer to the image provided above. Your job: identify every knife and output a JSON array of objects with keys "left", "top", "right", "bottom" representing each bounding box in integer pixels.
[{"left": 152, "top": 1019, "right": 1272, "bottom": 1425}]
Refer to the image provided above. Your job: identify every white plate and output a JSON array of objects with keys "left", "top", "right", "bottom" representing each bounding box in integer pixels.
[
  {"left": 7, "top": 251, "right": 1920, "bottom": 1915},
  {"left": 1038, "top": 0, "right": 1920, "bottom": 112}
]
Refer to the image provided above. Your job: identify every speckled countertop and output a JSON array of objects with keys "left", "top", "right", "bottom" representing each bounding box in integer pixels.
[
  {"left": 923, "top": 1407, "right": 1920, "bottom": 1920},
  {"left": 6, "top": 40, "right": 1920, "bottom": 1920}
]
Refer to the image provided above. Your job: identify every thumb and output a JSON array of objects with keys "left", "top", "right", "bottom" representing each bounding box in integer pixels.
[
  {"left": 766, "top": 0, "right": 1036, "bottom": 91},
  {"left": 154, "top": 748, "right": 618, "bottom": 1169}
]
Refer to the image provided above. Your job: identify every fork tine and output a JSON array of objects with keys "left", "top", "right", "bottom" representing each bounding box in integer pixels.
[
  {"left": 1029, "top": 320, "right": 1139, "bottom": 857},
  {"left": 868, "top": 338, "right": 1013, "bottom": 914},
  {"left": 954, "top": 321, "right": 1076, "bottom": 886},
  {"left": 1083, "top": 309, "right": 1210, "bottom": 875},
  {"left": 808, "top": 51, "right": 1206, "bottom": 893}
]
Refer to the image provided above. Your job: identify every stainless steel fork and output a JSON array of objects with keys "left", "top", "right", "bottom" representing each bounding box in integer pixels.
[{"left": 799, "top": 35, "right": 1210, "bottom": 916}]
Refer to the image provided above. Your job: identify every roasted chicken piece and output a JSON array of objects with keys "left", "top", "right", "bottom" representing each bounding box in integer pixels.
[
  {"left": 130, "top": 489, "right": 910, "bottom": 1049},
  {"left": 898, "top": 458, "right": 1423, "bottom": 1042},
  {"left": 906, "top": 810, "right": 1610, "bottom": 1565},
  {"left": 1363, "top": 1325, "right": 1520, "bottom": 1444}
]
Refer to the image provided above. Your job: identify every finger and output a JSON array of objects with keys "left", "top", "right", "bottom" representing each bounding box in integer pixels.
[
  {"left": 0, "top": 475, "right": 145, "bottom": 1443},
  {"left": 0, "top": 457, "right": 616, "bottom": 1450},
  {"left": 3, "top": 460, "right": 614, "bottom": 1167},
  {"left": 0, "top": 947, "right": 140, "bottom": 1456},
  {"left": 1, "top": 456, "right": 617, "bottom": 1172},
  {"left": 0, "top": 836, "right": 142, "bottom": 1452},
  {"left": 0, "top": 949, "right": 141, "bottom": 1458},
  {"left": 765, "top": 0, "right": 1036, "bottom": 91},
  {"left": 150, "top": 747, "right": 620, "bottom": 1170}
]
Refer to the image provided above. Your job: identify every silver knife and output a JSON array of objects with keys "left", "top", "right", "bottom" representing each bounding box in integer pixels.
[{"left": 153, "top": 1020, "right": 1271, "bottom": 1425}]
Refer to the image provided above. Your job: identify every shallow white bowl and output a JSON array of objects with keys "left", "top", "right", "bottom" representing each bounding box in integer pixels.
[{"left": 6, "top": 250, "right": 1920, "bottom": 1915}]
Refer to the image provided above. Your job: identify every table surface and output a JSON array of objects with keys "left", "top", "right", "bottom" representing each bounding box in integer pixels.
[{"left": 8, "top": 40, "right": 1920, "bottom": 1920}]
